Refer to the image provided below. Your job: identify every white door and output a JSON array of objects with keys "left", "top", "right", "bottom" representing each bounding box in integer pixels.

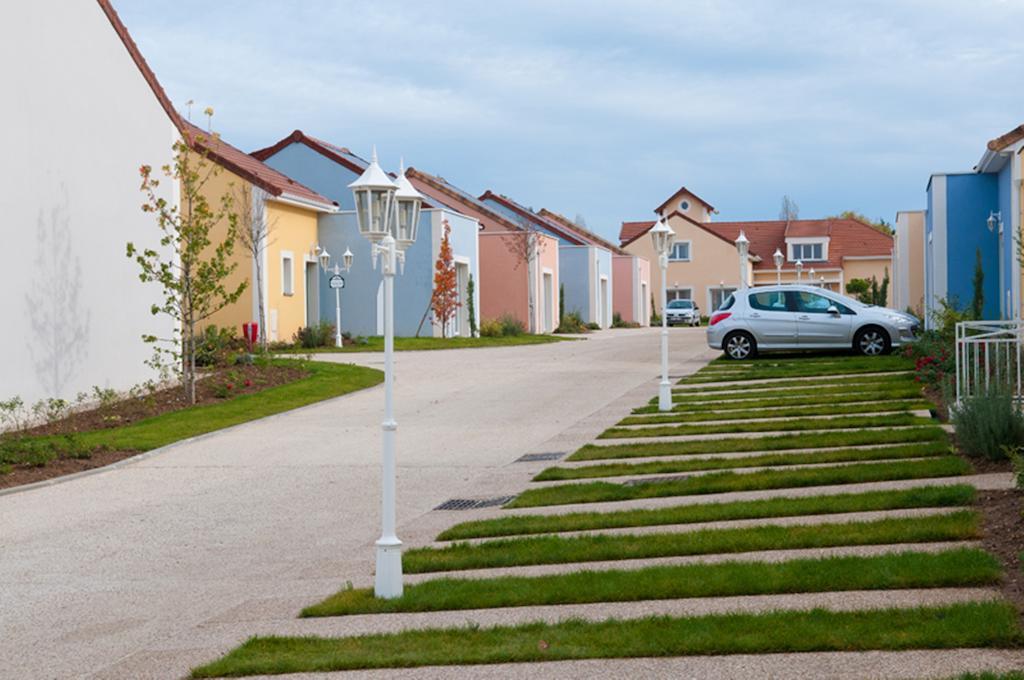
[
  {"left": 600, "top": 277, "right": 609, "bottom": 327},
  {"left": 640, "top": 281, "right": 648, "bottom": 325},
  {"left": 455, "top": 262, "right": 469, "bottom": 336}
]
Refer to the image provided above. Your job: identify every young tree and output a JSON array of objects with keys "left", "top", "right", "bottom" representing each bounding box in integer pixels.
[
  {"left": 466, "top": 274, "right": 477, "bottom": 338},
  {"left": 233, "top": 184, "right": 276, "bottom": 351},
  {"left": 779, "top": 195, "right": 799, "bottom": 221},
  {"left": 127, "top": 114, "right": 247, "bottom": 404},
  {"left": 829, "top": 210, "right": 894, "bottom": 235},
  {"left": 431, "top": 220, "right": 460, "bottom": 338},
  {"left": 970, "top": 248, "right": 984, "bottom": 319},
  {"left": 501, "top": 216, "right": 547, "bottom": 333}
]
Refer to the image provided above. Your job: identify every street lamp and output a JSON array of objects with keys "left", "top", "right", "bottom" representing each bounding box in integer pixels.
[
  {"left": 649, "top": 219, "right": 675, "bottom": 412},
  {"left": 796, "top": 260, "right": 804, "bottom": 282},
  {"left": 819, "top": 275, "right": 826, "bottom": 288},
  {"left": 735, "top": 230, "right": 750, "bottom": 289},
  {"left": 808, "top": 267, "right": 816, "bottom": 285},
  {"left": 323, "top": 247, "right": 354, "bottom": 347},
  {"left": 773, "top": 248, "right": 783, "bottom": 285},
  {"left": 348, "top": 148, "right": 423, "bottom": 599}
]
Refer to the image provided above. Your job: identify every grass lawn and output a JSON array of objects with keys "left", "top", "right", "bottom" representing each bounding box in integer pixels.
[
  {"left": 405, "top": 511, "right": 979, "bottom": 572},
  {"left": 635, "top": 385, "right": 927, "bottom": 413},
  {"left": 570, "top": 427, "right": 949, "bottom": 461},
  {"left": 304, "top": 548, "right": 998, "bottom": 616},
  {"left": 534, "top": 441, "right": 949, "bottom": 481},
  {"left": 671, "top": 373, "right": 915, "bottom": 395},
  {"left": 678, "top": 362, "right": 912, "bottom": 384},
  {"left": 437, "top": 485, "right": 976, "bottom": 540},
  {"left": 599, "top": 413, "right": 935, "bottom": 439},
  {"left": 508, "top": 457, "right": 971, "bottom": 508},
  {"left": 619, "top": 399, "right": 932, "bottom": 425},
  {"left": 280, "top": 335, "right": 569, "bottom": 353},
  {"left": 0, "top": 360, "right": 382, "bottom": 465},
  {"left": 191, "top": 602, "right": 1023, "bottom": 676}
]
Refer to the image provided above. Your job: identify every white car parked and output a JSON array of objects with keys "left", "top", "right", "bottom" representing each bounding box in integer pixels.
[
  {"left": 706, "top": 285, "right": 919, "bottom": 359},
  {"left": 665, "top": 299, "right": 701, "bottom": 327}
]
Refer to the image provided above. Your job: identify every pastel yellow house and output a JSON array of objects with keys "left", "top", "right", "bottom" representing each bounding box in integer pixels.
[
  {"left": 184, "top": 122, "right": 338, "bottom": 343},
  {"left": 893, "top": 210, "right": 925, "bottom": 316},
  {"left": 621, "top": 187, "right": 894, "bottom": 314}
]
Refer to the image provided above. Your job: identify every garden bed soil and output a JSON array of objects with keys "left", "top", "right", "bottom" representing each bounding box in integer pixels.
[
  {"left": 0, "top": 364, "right": 308, "bottom": 491},
  {"left": 27, "top": 364, "right": 306, "bottom": 437},
  {"left": 978, "top": 488, "right": 1024, "bottom": 614}
]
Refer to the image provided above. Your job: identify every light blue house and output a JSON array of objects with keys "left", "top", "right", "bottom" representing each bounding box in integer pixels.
[
  {"left": 924, "top": 124, "right": 1022, "bottom": 326},
  {"left": 252, "top": 131, "right": 480, "bottom": 338},
  {"left": 479, "top": 192, "right": 616, "bottom": 328}
]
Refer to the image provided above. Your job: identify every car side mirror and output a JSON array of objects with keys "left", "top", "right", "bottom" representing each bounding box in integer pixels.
[{"left": 827, "top": 305, "right": 840, "bottom": 316}]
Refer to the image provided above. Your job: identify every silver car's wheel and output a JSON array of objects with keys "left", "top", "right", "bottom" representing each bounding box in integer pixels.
[
  {"left": 724, "top": 332, "right": 756, "bottom": 360},
  {"left": 855, "top": 327, "right": 889, "bottom": 356}
]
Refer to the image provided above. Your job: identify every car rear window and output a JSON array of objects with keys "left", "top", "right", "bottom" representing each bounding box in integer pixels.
[{"left": 719, "top": 294, "right": 736, "bottom": 311}]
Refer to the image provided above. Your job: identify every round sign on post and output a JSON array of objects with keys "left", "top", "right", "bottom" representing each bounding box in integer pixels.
[{"left": 329, "top": 275, "right": 345, "bottom": 289}]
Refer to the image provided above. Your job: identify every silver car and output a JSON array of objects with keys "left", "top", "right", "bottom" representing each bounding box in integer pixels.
[
  {"left": 706, "top": 285, "right": 920, "bottom": 359},
  {"left": 665, "top": 299, "right": 701, "bottom": 326}
]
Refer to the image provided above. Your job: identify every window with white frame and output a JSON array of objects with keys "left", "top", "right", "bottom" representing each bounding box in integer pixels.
[
  {"left": 669, "top": 241, "right": 691, "bottom": 261},
  {"left": 281, "top": 252, "right": 294, "bottom": 296},
  {"left": 790, "top": 242, "right": 825, "bottom": 261},
  {"left": 667, "top": 288, "right": 692, "bottom": 302},
  {"left": 710, "top": 286, "right": 737, "bottom": 311}
]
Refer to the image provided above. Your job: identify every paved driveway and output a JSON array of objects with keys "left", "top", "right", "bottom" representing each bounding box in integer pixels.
[{"left": 0, "top": 328, "right": 714, "bottom": 679}]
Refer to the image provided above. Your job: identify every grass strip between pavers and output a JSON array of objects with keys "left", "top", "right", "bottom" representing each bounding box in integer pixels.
[
  {"left": 534, "top": 441, "right": 950, "bottom": 481},
  {"left": 510, "top": 457, "right": 970, "bottom": 508},
  {"left": 437, "top": 485, "right": 976, "bottom": 540},
  {"left": 635, "top": 389, "right": 927, "bottom": 414},
  {"left": 677, "top": 357, "right": 913, "bottom": 384},
  {"left": 599, "top": 413, "right": 935, "bottom": 439},
  {"left": 670, "top": 373, "right": 915, "bottom": 395},
  {"left": 304, "top": 548, "right": 1000, "bottom": 616},
  {"left": 620, "top": 400, "right": 932, "bottom": 425},
  {"left": 406, "top": 511, "right": 979, "bottom": 572},
  {"left": 191, "top": 602, "right": 1023, "bottom": 676},
  {"left": 570, "top": 427, "right": 949, "bottom": 461}
]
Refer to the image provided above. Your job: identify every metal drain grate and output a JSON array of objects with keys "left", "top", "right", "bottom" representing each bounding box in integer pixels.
[
  {"left": 515, "top": 452, "right": 565, "bottom": 463},
  {"left": 435, "top": 496, "right": 517, "bottom": 511}
]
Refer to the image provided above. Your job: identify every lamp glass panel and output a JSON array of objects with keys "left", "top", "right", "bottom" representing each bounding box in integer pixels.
[{"left": 354, "top": 189, "right": 370, "bottom": 236}]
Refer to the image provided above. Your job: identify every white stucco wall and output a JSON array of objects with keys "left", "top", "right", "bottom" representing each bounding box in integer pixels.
[{"left": 0, "top": 1, "right": 178, "bottom": 405}]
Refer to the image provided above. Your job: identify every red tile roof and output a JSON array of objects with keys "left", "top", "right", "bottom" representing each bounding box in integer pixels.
[
  {"left": 654, "top": 186, "right": 716, "bottom": 215},
  {"left": 619, "top": 216, "right": 892, "bottom": 269},
  {"left": 184, "top": 122, "right": 336, "bottom": 210},
  {"left": 988, "top": 123, "right": 1024, "bottom": 151},
  {"left": 407, "top": 169, "right": 522, "bottom": 232},
  {"left": 478, "top": 192, "right": 586, "bottom": 245},
  {"left": 537, "top": 209, "right": 627, "bottom": 255}
]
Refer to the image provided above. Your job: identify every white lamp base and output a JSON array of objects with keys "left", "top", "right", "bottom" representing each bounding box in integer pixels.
[
  {"left": 374, "top": 539, "right": 403, "bottom": 599},
  {"left": 658, "top": 380, "right": 672, "bottom": 412}
]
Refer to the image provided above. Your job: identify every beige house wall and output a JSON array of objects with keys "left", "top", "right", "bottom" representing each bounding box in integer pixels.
[
  {"left": 843, "top": 257, "right": 894, "bottom": 306},
  {"left": 624, "top": 212, "right": 741, "bottom": 314}
]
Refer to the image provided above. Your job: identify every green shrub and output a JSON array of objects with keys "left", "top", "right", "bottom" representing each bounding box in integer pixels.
[
  {"left": 293, "top": 321, "right": 336, "bottom": 348},
  {"left": 479, "top": 318, "right": 503, "bottom": 337},
  {"left": 499, "top": 314, "right": 525, "bottom": 337},
  {"left": 951, "top": 392, "right": 1024, "bottom": 461},
  {"left": 586, "top": 321, "right": 601, "bottom": 330},
  {"left": 612, "top": 312, "right": 640, "bottom": 329},
  {"left": 195, "top": 325, "right": 242, "bottom": 366},
  {"left": 903, "top": 331, "right": 954, "bottom": 391},
  {"left": 556, "top": 311, "right": 587, "bottom": 334}
]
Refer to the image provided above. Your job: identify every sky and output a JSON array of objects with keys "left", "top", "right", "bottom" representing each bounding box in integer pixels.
[{"left": 116, "top": 0, "right": 1024, "bottom": 242}]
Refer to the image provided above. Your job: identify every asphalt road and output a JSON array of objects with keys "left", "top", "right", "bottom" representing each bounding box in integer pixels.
[{"left": 0, "top": 327, "right": 713, "bottom": 679}]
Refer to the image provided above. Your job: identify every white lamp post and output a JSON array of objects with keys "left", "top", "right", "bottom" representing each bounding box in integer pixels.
[
  {"left": 773, "top": 248, "right": 783, "bottom": 285},
  {"left": 819, "top": 275, "right": 826, "bottom": 288},
  {"left": 322, "top": 248, "right": 354, "bottom": 347},
  {"left": 348, "top": 148, "right": 423, "bottom": 599},
  {"left": 796, "top": 260, "right": 804, "bottom": 282},
  {"left": 735, "top": 230, "right": 750, "bottom": 289},
  {"left": 808, "top": 267, "right": 816, "bottom": 286},
  {"left": 649, "top": 219, "right": 675, "bottom": 412}
]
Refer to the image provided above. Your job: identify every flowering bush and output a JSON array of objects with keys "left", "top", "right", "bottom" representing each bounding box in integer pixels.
[{"left": 903, "top": 331, "right": 954, "bottom": 391}]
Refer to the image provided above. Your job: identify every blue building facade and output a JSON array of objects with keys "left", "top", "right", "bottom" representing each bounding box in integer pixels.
[{"left": 252, "top": 132, "right": 480, "bottom": 338}]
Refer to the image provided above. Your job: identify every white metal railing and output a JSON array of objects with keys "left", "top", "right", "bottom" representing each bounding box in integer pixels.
[{"left": 955, "top": 320, "right": 1024, "bottom": 403}]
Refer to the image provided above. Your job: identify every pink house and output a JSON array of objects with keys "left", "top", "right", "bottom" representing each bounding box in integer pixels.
[{"left": 407, "top": 169, "right": 560, "bottom": 333}]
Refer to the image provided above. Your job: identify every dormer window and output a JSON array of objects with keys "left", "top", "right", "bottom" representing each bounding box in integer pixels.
[{"left": 788, "top": 240, "right": 827, "bottom": 262}]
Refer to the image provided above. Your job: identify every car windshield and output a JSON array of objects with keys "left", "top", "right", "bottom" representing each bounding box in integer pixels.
[{"left": 667, "top": 300, "right": 694, "bottom": 309}]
